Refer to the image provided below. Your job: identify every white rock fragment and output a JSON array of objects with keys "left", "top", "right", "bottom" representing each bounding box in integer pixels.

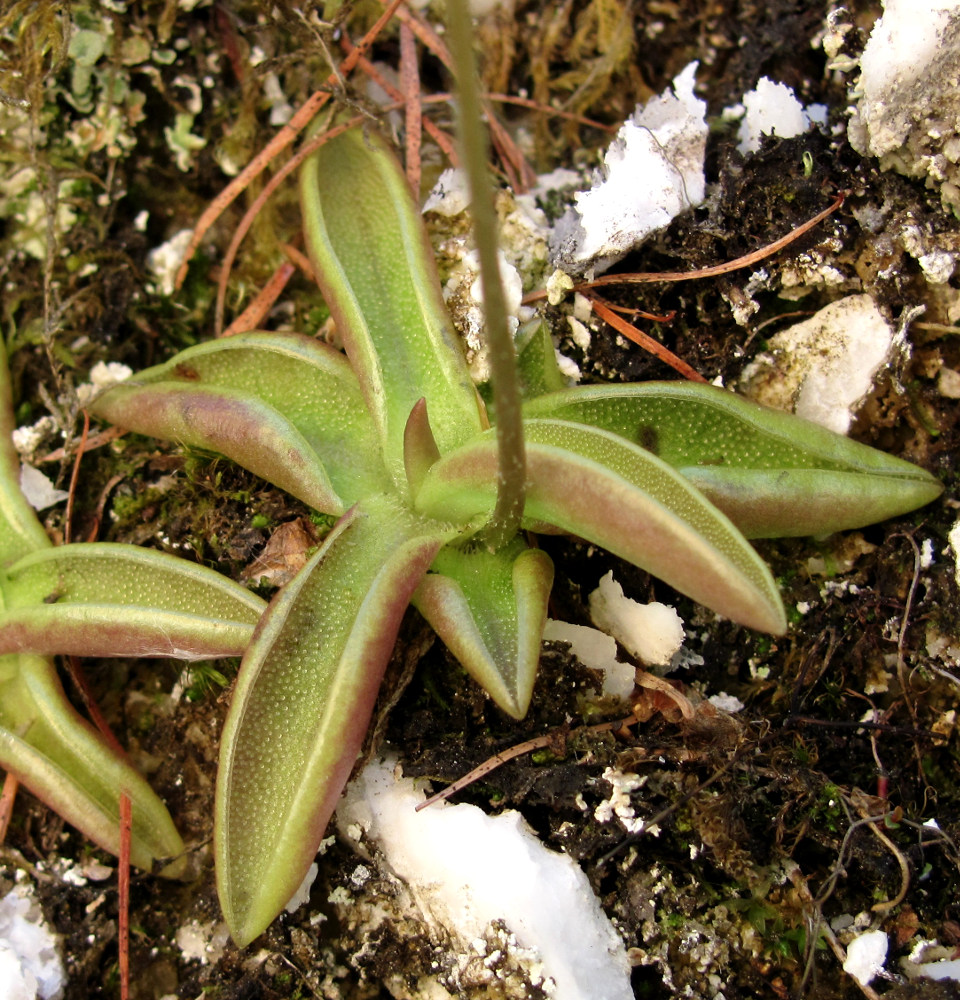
[
  {"left": 843, "top": 929, "right": 888, "bottom": 986},
  {"left": 442, "top": 248, "right": 524, "bottom": 382},
  {"left": 422, "top": 167, "right": 471, "bottom": 217},
  {"left": 75, "top": 361, "right": 133, "bottom": 407},
  {"left": 175, "top": 920, "right": 230, "bottom": 965},
  {"left": 708, "top": 692, "right": 745, "bottom": 713},
  {"left": 849, "top": 0, "right": 960, "bottom": 215},
  {"left": 594, "top": 767, "right": 648, "bottom": 834},
  {"left": 19, "top": 464, "right": 69, "bottom": 511},
  {"left": 146, "top": 228, "right": 193, "bottom": 296},
  {"left": 284, "top": 862, "right": 318, "bottom": 914},
  {"left": 336, "top": 756, "right": 633, "bottom": 1000},
  {"left": 949, "top": 518, "right": 960, "bottom": 590},
  {"left": 11, "top": 417, "right": 58, "bottom": 458},
  {"left": 551, "top": 62, "right": 707, "bottom": 274},
  {"left": 735, "top": 78, "right": 825, "bottom": 154},
  {"left": 542, "top": 619, "right": 636, "bottom": 701},
  {"left": 588, "top": 571, "right": 685, "bottom": 666},
  {"left": 0, "top": 883, "right": 66, "bottom": 1000},
  {"left": 910, "top": 957, "right": 960, "bottom": 980},
  {"left": 738, "top": 295, "right": 896, "bottom": 434}
]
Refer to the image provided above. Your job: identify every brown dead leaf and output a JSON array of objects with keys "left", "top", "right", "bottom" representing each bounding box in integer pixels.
[{"left": 240, "top": 518, "right": 318, "bottom": 587}]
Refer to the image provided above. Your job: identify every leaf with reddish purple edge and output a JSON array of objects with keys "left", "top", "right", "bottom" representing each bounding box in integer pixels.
[
  {"left": 90, "top": 332, "right": 389, "bottom": 507},
  {"left": 413, "top": 538, "right": 553, "bottom": 718},
  {"left": 523, "top": 383, "right": 943, "bottom": 537},
  {"left": 215, "top": 495, "right": 455, "bottom": 945},
  {"left": 0, "top": 654, "right": 185, "bottom": 875},
  {"left": 0, "top": 543, "right": 265, "bottom": 659},
  {"left": 300, "top": 128, "right": 483, "bottom": 488},
  {"left": 91, "top": 382, "right": 346, "bottom": 514},
  {"left": 415, "top": 419, "right": 786, "bottom": 635}
]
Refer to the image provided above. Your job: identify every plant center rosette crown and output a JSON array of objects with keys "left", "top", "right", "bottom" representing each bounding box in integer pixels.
[{"left": 85, "top": 127, "right": 941, "bottom": 945}]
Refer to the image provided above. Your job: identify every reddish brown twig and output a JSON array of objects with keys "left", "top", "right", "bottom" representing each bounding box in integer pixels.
[
  {"left": 221, "top": 260, "right": 296, "bottom": 337},
  {"left": 596, "top": 300, "right": 677, "bottom": 322},
  {"left": 118, "top": 791, "right": 132, "bottom": 1000},
  {"left": 278, "top": 242, "right": 316, "bottom": 283},
  {"left": 213, "top": 115, "right": 366, "bottom": 335},
  {"left": 524, "top": 193, "right": 846, "bottom": 304},
  {"left": 39, "top": 426, "right": 125, "bottom": 464},
  {"left": 0, "top": 773, "right": 18, "bottom": 845},
  {"left": 484, "top": 93, "right": 616, "bottom": 131},
  {"left": 340, "top": 39, "right": 458, "bottom": 162},
  {"left": 416, "top": 714, "right": 637, "bottom": 811},
  {"left": 174, "top": 0, "right": 407, "bottom": 292},
  {"left": 400, "top": 22, "right": 422, "bottom": 195},
  {"left": 64, "top": 409, "right": 90, "bottom": 545},
  {"left": 380, "top": 0, "right": 536, "bottom": 190},
  {"left": 588, "top": 295, "right": 707, "bottom": 382}
]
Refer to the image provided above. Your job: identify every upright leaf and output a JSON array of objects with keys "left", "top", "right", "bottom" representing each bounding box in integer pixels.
[{"left": 300, "top": 128, "right": 483, "bottom": 487}]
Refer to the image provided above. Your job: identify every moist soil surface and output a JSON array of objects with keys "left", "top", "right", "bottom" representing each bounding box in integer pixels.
[{"left": 1, "top": 2, "right": 960, "bottom": 998}]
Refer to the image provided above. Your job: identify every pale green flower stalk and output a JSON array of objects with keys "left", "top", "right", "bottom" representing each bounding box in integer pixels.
[{"left": 445, "top": 0, "right": 526, "bottom": 551}]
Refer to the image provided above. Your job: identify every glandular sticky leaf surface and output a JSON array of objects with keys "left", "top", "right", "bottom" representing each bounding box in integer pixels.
[
  {"left": 417, "top": 419, "right": 785, "bottom": 634},
  {"left": 216, "top": 495, "right": 454, "bottom": 945},
  {"left": 524, "top": 383, "right": 943, "bottom": 536},
  {"left": 413, "top": 539, "right": 554, "bottom": 718},
  {"left": 300, "top": 129, "right": 482, "bottom": 486},
  {"left": 92, "top": 332, "right": 389, "bottom": 506}
]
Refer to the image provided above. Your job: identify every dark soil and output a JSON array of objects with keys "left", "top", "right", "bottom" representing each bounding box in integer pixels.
[{"left": 1, "top": 1, "right": 959, "bottom": 999}]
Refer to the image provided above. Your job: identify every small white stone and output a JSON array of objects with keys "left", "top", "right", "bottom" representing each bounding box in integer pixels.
[
  {"left": 843, "top": 929, "right": 888, "bottom": 986},
  {"left": 588, "top": 571, "right": 685, "bottom": 666},
  {"left": 542, "top": 619, "right": 636, "bottom": 700},
  {"left": 736, "top": 78, "right": 816, "bottom": 154},
  {"left": 19, "top": 465, "right": 69, "bottom": 511}
]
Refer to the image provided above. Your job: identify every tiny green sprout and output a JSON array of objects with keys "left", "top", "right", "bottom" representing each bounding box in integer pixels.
[
  {"left": 86, "top": 122, "right": 941, "bottom": 945},
  {"left": 802, "top": 150, "right": 814, "bottom": 176}
]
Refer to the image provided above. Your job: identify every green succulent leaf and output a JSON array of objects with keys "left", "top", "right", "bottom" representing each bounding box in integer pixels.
[
  {"left": 0, "top": 346, "right": 51, "bottom": 564},
  {"left": 90, "top": 332, "right": 389, "bottom": 508},
  {"left": 413, "top": 538, "right": 554, "bottom": 719},
  {"left": 300, "top": 128, "right": 483, "bottom": 488},
  {"left": 416, "top": 418, "right": 786, "bottom": 635},
  {"left": 0, "top": 654, "right": 185, "bottom": 874},
  {"left": 515, "top": 319, "right": 568, "bottom": 399},
  {"left": 90, "top": 381, "right": 346, "bottom": 514},
  {"left": 0, "top": 544, "right": 265, "bottom": 658},
  {"left": 523, "top": 383, "right": 944, "bottom": 537},
  {"left": 216, "top": 495, "right": 454, "bottom": 946}
]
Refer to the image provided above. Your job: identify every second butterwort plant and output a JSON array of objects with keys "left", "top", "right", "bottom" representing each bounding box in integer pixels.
[{"left": 89, "top": 127, "right": 940, "bottom": 945}]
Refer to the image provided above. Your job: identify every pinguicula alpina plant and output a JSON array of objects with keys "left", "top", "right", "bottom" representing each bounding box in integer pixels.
[
  {"left": 84, "top": 127, "right": 942, "bottom": 947},
  {"left": 0, "top": 4, "right": 943, "bottom": 951}
]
